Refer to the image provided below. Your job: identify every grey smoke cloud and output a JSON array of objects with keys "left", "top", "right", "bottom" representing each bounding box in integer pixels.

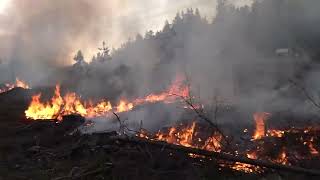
[
  {"left": 2, "top": 0, "right": 317, "bottom": 131},
  {"left": 0, "top": 0, "right": 224, "bottom": 84},
  {"left": 0, "top": 0, "right": 219, "bottom": 66}
]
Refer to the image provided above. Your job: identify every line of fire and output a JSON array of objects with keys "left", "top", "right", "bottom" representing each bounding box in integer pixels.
[{"left": 1, "top": 74, "right": 320, "bottom": 178}]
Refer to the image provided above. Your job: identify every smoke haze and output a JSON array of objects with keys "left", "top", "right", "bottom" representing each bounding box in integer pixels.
[
  {"left": 1, "top": 0, "right": 320, "bottom": 129},
  {"left": 0, "top": 0, "right": 219, "bottom": 65}
]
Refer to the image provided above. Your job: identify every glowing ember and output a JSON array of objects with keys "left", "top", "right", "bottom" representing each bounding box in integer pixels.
[
  {"left": 247, "top": 152, "right": 258, "bottom": 160},
  {"left": 308, "top": 137, "right": 319, "bottom": 155},
  {"left": 274, "top": 149, "right": 290, "bottom": 165},
  {"left": 266, "top": 129, "right": 285, "bottom": 138},
  {"left": 202, "top": 133, "right": 223, "bottom": 152},
  {"left": 229, "top": 162, "right": 262, "bottom": 173},
  {"left": 0, "top": 78, "right": 30, "bottom": 94},
  {"left": 252, "top": 112, "right": 270, "bottom": 140}
]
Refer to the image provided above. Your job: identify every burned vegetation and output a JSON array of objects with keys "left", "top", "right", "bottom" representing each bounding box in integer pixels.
[{"left": 1, "top": 77, "right": 320, "bottom": 179}]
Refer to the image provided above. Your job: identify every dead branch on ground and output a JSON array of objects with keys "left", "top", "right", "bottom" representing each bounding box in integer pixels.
[
  {"left": 171, "top": 91, "right": 230, "bottom": 148},
  {"left": 113, "top": 136, "right": 320, "bottom": 176}
]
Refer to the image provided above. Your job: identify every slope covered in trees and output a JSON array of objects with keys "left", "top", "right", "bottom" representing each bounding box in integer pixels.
[{"left": 66, "top": 0, "right": 320, "bottom": 116}]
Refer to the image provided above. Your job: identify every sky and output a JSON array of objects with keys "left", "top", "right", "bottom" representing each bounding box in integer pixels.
[{"left": 0, "top": 0, "right": 10, "bottom": 14}]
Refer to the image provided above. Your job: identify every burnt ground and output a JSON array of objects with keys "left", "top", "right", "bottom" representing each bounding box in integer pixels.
[{"left": 0, "top": 88, "right": 319, "bottom": 180}]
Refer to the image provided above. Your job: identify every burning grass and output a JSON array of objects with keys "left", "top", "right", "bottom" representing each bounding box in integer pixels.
[
  {"left": 136, "top": 113, "right": 320, "bottom": 174},
  {"left": 0, "top": 78, "right": 30, "bottom": 94},
  {"left": 1, "top": 75, "right": 318, "bottom": 177},
  {"left": 25, "top": 75, "right": 189, "bottom": 121},
  {"left": 1, "top": 86, "right": 320, "bottom": 178},
  {"left": 138, "top": 121, "right": 223, "bottom": 152}
]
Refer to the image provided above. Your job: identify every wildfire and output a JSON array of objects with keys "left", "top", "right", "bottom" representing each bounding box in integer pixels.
[
  {"left": 274, "top": 149, "right": 290, "bottom": 165},
  {"left": 0, "top": 78, "right": 30, "bottom": 94},
  {"left": 137, "top": 111, "right": 320, "bottom": 174},
  {"left": 139, "top": 121, "right": 223, "bottom": 152},
  {"left": 252, "top": 112, "right": 270, "bottom": 140},
  {"left": 155, "top": 122, "right": 197, "bottom": 148},
  {"left": 202, "top": 133, "right": 223, "bottom": 152},
  {"left": 134, "top": 75, "right": 190, "bottom": 105},
  {"left": 25, "top": 75, "right": 190, "bottom": 121},
  {"left": 22, "top": 69, "right": 320, "bottom": 175},
  {"left": 25, "top": 85, "right": 138, "bottom": 121}
]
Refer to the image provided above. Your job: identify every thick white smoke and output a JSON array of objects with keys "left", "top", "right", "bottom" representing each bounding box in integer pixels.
[{"left": 0, "top": 0, "right": 222, "bottom": 84}]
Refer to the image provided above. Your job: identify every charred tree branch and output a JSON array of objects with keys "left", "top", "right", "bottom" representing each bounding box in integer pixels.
[
  {"left": 289, "top": 79, "right": 320, "bottom": 110},
  {"left": 171, "top": 93, "right": 230, "bottom": 147},
  {"left": 113, "top": 136, "right": 320, "bottom": 176}
]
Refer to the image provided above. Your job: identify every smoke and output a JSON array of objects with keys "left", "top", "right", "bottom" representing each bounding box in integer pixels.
[
  {"left": 105, "top": 0, "right": 319, "bottom": 124},
  {"left": 2, "top": 0, "right": 320, "bottom": 131},
  {"left": 0, "top": 0, "right": 220, "bottom": 84},
  {"left": 0, "top": 0, "right": 107, "bottom": 83},
  {"left": 0, "top": 0, "right": 218, "bottom": 62}
]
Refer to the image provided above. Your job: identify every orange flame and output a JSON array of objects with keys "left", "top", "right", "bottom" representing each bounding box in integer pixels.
[
  {"left": 229, "top": 162, "right": 262, "bottom": 173},
  {"left": 25, "top": 75, "right": 190, "bottom": 121},
  {"left": 25, "top": 85, "right": 122, "bottom": 120},
  {"left": 202, "top": 133, "right": 223, "bottom": 152},
  {"left": 144, "top": 122, "right": 222, "bottom": 152},
  {"left": 155, "top": 123, "right": 196, "bottom": 147},
  {"left": 308, "top": 137, "right": 319, "bottom": 155},
  {"left": 0, "top": 78, "right": 30, "bottom": 94},
  {"left": 253, "top": 112, "right": 270, "bottom": 140},
  {"left": 134, "top": 75, "right": 190, "bottom": 105},
  {"left": 266, "top": 129, "right": 285, "bottom": 138},
  {"left": 15, "top": 78, "right": 30, "bottom": 89},
  {"left": 247, "top": 152, "right": 258, "bottom": 160},
  {"left": 274, "top": 149, "right": 290, "bottom": 165}
]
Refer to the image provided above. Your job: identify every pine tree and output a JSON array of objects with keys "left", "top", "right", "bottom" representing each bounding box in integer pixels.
[
  {"left": 173, "top": 12, "right": 182, "bottom": 25},
  {"left": 136, "top": 34, "right": 143, "bottom": 41},
  {"left": 97, "top": 41, "right": 112, "bottom": 63},
  {"left": 162, "top": 20, "right": 171, "bottom": 33},
  {"left": 145, "top": 30, "right": 154, "bottom": 40},
  {"left": 74, "top": 50, "right": 84, "bottom": 63},
  {"left": 91, "top": 55, "right": 96, "bottom": 63}
]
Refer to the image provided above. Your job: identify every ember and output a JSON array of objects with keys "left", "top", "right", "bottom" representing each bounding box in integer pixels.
[
  {"left": 308, "top": 137, "right": 319, "bottom": 155},
  {"left": 228, "top": 162, "right": 262, "bottom": 173},
  {"left": 268, "top": 148, "right": 289, "bottom": 166}
]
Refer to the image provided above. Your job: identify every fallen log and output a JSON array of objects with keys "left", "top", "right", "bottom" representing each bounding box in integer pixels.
[{"left": 112, "top": 136, "right": 320, "bottom": 176}]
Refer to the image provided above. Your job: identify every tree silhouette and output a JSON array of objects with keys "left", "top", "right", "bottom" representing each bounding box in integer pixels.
[
  {"left": 74, "top": 50, "right": 84, "bottom": 63},
  {"left": 96, "top": 41, "right": 112, "bottom": 63}
]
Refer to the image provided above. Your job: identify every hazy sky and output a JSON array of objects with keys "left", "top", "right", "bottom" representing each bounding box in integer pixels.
[{"left": 0, "top": 0, "right": 253, "bottom": 62}]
